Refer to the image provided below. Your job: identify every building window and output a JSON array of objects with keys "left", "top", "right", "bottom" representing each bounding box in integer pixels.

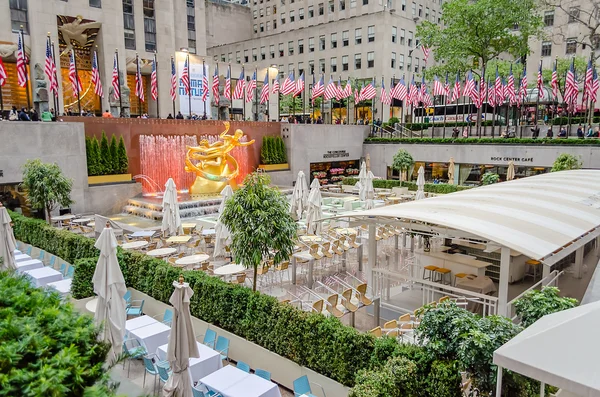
[
  {"left": 355, "top": 28, "right": 362, "bottom": 44},
  {"left": 10, "top": 0, "right": 29, "bottom": 33},
  {"left": 319, "top": 35, "right": 325, "bottom": 50},
  {"left": 331, "top": 33, "right": 337, "bottom": 48},
  {"left": 253, "top": 10, "right": 258, "bottom": 18},
  {"left": 266, "top": 6, "right": 271, "bottom": 15},
  {"left": 350, "top": 0, "right": 356, "bottom": 7},
  {"left": 329, "top": 0, "right": 334, "bottom": 12},
  {"left": 228, "top": 52, "right": 233, "bottom": 62},
  {"left": 244, "top": 50, "right": 249, "bottom": 63},
  {"left": 309, "top": 60, "right": 314, "bottom": 74},
  {"left": 408, "top": 31, "right": 413, "bottom": 47},
  {"left": 288, "top": 64, "right": 294, "bottom": 74},
  {"left": 288, "top": 41, "right": 294, "bottom": 55},
  {"left": 90, "top": 0, "right": 102, "bottom": 8},
  {"left": 541, "top": 41, "right": 552, "bottom": 57},
  {"left": 399, "top": 54, "right": 404, "bottom": 70},
  {"left": 260, "top": 8, "right": 264, "bottom": 17},
  {"left": 273, "top": 5, "right": 277, "bottom": 13},
  {"left": 299, "top": 8, "right": 304, "bottom": 19},
  {"left": 281, "top": 0, "right": 284, "bottom": 4},
  {"left": 331, "top": 57, "right": 337, "bottom": 73},
  {"left": 319, "top": 59, "right": 325, "bottom": 73},
  {"left": 260, "top": 23, "right": 264, "bottom": 32},
  {"left": 261, "top": 46, "right": 266, "bottom": 60},
  {"left": 566, "top": 38, "right": 577, "bottom": 54},
  {"left": 368, "top": 25, "right": 375, "bottom": 42},
  {"left": 342, "top": 55, "right": 349, "bottom": 71},
  {"left": 418, "top": 4, "right": 422, "bottom": 16},
  {"left": 279, "top": 43, "right": 284, "bottom": 57},
  {"left": 340, "top": 0, "right": 346, "bottom": 11},
  {"left": 391, "top": 52, "right": 396, "bottom": 68},
  {"left": 273, "top": 19, "right": 277, "bottom": 29},
  {"left": 279, "top": 67, "right": 284, "bottom": 79},
  {"left": 123, "top": 0, "right": 135, "bottom": 49},
  {"left": 362, "top": 0, "right": 368, "bottom": 5},
  {"left": 236, "top": 51, "right": 241, "bottom": 63},
  {"left": 425, "top": 7, "right": 429, "bottom": 19},
  {"left": 308, "top": 5, "right": 314, "bottom": 17},
  {"left": 298, "top": 39, "right": 304, "bottom": 54},
  {"left": 355, "top": 54, "right": 362, "bottom": 69},
  {"left": 401, "top": 0, "right": 406, "bottom": 11},
  {"left": 281, "top": 14, "right": 285, "bottom": 24},
  {"left": 252, "top": 48, "right": 258, "bottom": 61},
  {"left": 400, "top": 29, "right": 405, "bottom": 45},
  {"left": 568, "top": 7, "right": 580, "bottom": 23},
  {"left": 269, "top": 45, "right": 275, "bottom": 58},
  {"left": 298, "top": 62, "right": 304, "bottom": 76},
  {"left": 266, "top": 21, "right": 271, "bottom": 31},
  {"left": 124, "top": 31, "right": 135, "bottom": 50},
  {"left": 289, "top": 10, "right": 294, "bottom": 22},
  {"left": 414, "top": 57, "right": 419, "bottom": 72},
  {"left": 309, "top": 37, "right": 315, "bottom": 52},
  {"left": 143, "top": 0, "right": 156, "bottom": 52},
  {"left": 253, "top": 24, "right": 258, "bottom": 33},
  {"left": 187, "top": 0, "right": 196, "bottom": 52},
  {"left": 407, "top": 56, "right": 411, "bottom": 71},
  {"left": 318, "top": 3, "right": 324, "bottom": 15},
  {"left": 367, "top": 51, "right": 374, "bottom": 68},
  {"left": 411, "top": 2, "right": 416, "bottom": 15},
  {"left": 392, "top": 26, "right": 397, "bottom": 43},
  {"left": 342, "top": 30, "right": 349, "bottom": 46}
]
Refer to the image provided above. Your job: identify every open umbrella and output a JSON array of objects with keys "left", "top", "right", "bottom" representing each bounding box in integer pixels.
[
  {"left": 364, "top": 170, "right": 375, "bottom": 209},
  {"left": 290, "top": 171, "right": 309, "bottom": 219},
  {"left": 447, "top": 157, "right": 455, "bottom": 185},
  {"left": 92, "top": 223, "right": 127, "bottom": 364},
  {"left": 163, "top": 279, "right": 199, "bottom": 397},
  {"left": 0, "top": 205, "right": 16, "bottom": 271},
  {"left": 415, "top": 166, "right": 426, "bottom": 200},
  {"left": 306, "top": 179, "right": 323, "bottom": 235},
  {"left": 162, "top": 178, "right": 183, "bottom": 236},
  {"left": 213, "top": 185, "right": 234, "bottom": 258},
  {"left": 507, "top": 161, "right": 515, "bottom": 181},
  {"left": 358, "top": 161, "right": 368, "bottom": 201}
]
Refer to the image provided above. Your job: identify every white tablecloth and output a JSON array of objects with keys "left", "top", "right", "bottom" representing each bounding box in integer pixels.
[
  {"left": 15, "top": 254, "right": 32, "bottom": 262},
  {"left": 129, "top": 322, "right": 171, "bottom": 355},
  {"left": 46, "top": 279, "right": 72, "bottom": 296},
  {"left": 24, "top": 267, "right": 63, "bottom": 287},
  {"left": 200, "top": 366, "right": 281, "bottom": 397},
  {"left": 157, "top": 341, "right": 222, "bottom": 382},
  {"left": 131, "top": 230, "right": 157, "bottom": 238},
  {"left": 126, "top": 315, "right": 160, "bottom": 332},
  {"left": 14, "top": 249, "right": 21, "bottom": 255},
  {"left": 200, "top": 366, "right": 249, "bottom": 394},
  {"left": 15, "top": 259, "right": 44, "bottom": 274}
]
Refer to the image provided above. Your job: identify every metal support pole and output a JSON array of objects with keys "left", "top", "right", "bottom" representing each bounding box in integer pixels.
[
  {"left": 495, "top": 366, "right": 503, "bottom": 397},
  {"left": 72, "top": 50, "right": 82, "bottom": 115},
  {"left": 498, "top": 246, "right": 510, "bottom": 316},
  {"left": 115, "top": 50, "right": 123, "bottom": 114}
]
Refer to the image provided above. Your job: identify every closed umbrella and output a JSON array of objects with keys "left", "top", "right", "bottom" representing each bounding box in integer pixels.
[
  {"left": 447, "top": 157, "right": 455, "bottom": 185},
  {"left": 163, "top": 279, "right": 199, "bottom": 397},
  {"left": 213, "top": 185, "right": 234, "bottom": 258},
  {"left": 92, "top": 223, "right": 127, "bottom": 364},
  {"left": 290, "top": 171, "right": 309, "bottom": 219},
  {"left": 306, "top": 179, "right": 323, "bottom": 235},
  {"left": 162, "top": 178, "right": 183, "bottom": 236},
  {"left": 507, "top": 161, "right": 515, "bottom": 181},
  {"left": 358, "top": 161, "right": 367, "bottom": 201},
  {"left": 0, "top": 205, "right": 16, "bottom": 271},
  {"left": 364, "top": 170, "right": 375, "bottom": 209},
  {"left": 415, "top": 166, "right": 426, "bottom": 200}
]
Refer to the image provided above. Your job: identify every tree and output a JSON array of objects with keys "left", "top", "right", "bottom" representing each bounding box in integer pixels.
[
  {"left": 220, "top": 172, "right": 297, "bottom": 291},
  {"left": 21, "top": 159, "right": 73, "bottom": 223},
  {"left": 481, "top": 172, "right": 500, "bottom": 185},
  {"left": 514, "top": 287, "right": 578, "bottom": 327},
  {"left": 551, "top": 153, "right": 582, "bottom": 172},
  {"left": 279, "top": 95, "right": 305, "bottom": 115},
  {"left": 392, "top": 149, "right": 414, "bottom": 181},
  {"left": 541, "top": 56, "right": 587, "bottom": 100},
  {"left": 109, "top": 135, "right": 118, "bottom": 174},
  {"left": 99, "top": 131, "right": 111, "bottom": 175},
  {"left": 117, "top": 135, "right": 129, "bottom": 174},
  {"left": 89, "top": 137, "right": 101, "bottom": 176}
]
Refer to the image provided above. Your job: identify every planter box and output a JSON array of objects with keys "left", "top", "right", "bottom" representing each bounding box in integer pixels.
[
  {"left": 88, "top": 174, "right": 132, "bottom": 185},
  {"left": 258, "top": 163, "right": 290, "bottom": 171}
]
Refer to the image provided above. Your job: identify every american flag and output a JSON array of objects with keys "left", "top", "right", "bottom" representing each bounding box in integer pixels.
[
  {"left": 280, "top": 71, "right": 295, "bottom": 96},
  {"left": 260, "top": 71, "right": 270, "bottom": 104},
  {"left": 433, "top": 75, "right": 445, "bottom": 96},
  {"left": 565, "top": 59, "right": 578, "bottom": 111},
  {"left": 336, "top": 76, "right": 344, "bottom": 100},
  {"left": 202, "top": 64, "right": 209, "bottom": 102},
  {"left": 551, "top": 59, "right": 559, "bottom": 101},
  {"left": 135, "top": 56, "right": 144, "bottom": 102},
  {"left": 170, "top": 57, "right": 177, "bottom": 101},
  {"left": 472, "top": 79, "right": 482, "bottom": 108},
  {"left": 380, "top": 78, "right": 391, "bottom": 105},
  {"left": 391, "top": 77, "right": 407, "bottom": 101},
  {"left": 462, "top": 71, "right": 476, "bottom": 99},
  {"left": 181, "top": 56, "right": 190, "bottom": 95},
  {"left": 354, "top": 86, "right": 360, "bottom": 104},
  {"left": 591, "top": 68, "right": 599, "bottom": 104},
  {"left": 422, "top": 46, "right": 431, "bottom": 63},
  {"left": 68, "top": 50, "right": 82, "bottom": 97},
  {"left": 408, "top": 77, "right": 418, "bottom": 106},
  {"left": 451, "top": 72, "right": 461, "bottom": 103},
  {"left": 444, "top": 73, "right": 450, "bottom": 97},
  {"left": 520, "top": 66, "right": 528, "bottom": 103},
  {"left": 212, "top": 64, "right": 220, "bottom": 106},
  {"left": 488, "top": 80, "right": 496, "bottom": 107},
  {"left": 584, "top": 59, "right": 594, "bottom": 103},
  {"left": 224, "top": 66, "right": 232, "bottom": 100},
  {"left": 537, "top": 61, "right": 544, "bottom": 99},
  {"left": 495, "top": 67, "right": 504, "bottom": 105},
  {"left": 44, "top": 36, "right": 58, "bottom": 96},
  {"left": 271, "top": 76, "right": 280, "bottom": 94},
  {"left": 480, "top": 78, "right": 487, "bottom": 104},
  {"left": 312, "top": 75, "right": 324, "bottom": 103},
  {"left": 0, "top": 57, "right": 7, "bottom": 87},
  {"left": 112, "top": 52, "right": 120, "bottom": 100},
  {"left": 91, "top": 50, "right": 103, "bottom": 97},
  {"left": 324, "top": 77, "right": 337, "bottom": 101},
  {"left": 360, "top": 78, "right": 377, "bottom": 101},
  {"left": 151, "top": 58, "right": 158, "bottom": 101},
  {"left": 294, "top": 72, "right": 305, "bottom": 97},
  {"left": 246, "top": 70, "right": 256, "bottom": 102},
  {"left": 16, "top": 30, "right": 27, "bottom": 87},
  {"left": 342, "top": 78, "right": 353, "bottom": 98},
  {"left": 420, "top": 77, "right": 432, "bottom": 107},
  {"left": 507, "top": 65, "right": 516, "bottom": 105},
  {"left": 233, "top": 68, "right": 245, "bottom": 100}
]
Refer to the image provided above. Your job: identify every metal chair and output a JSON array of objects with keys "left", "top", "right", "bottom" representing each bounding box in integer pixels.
[
  {"left": 255, "top": 369, "right": 271, "bottom": 381},
  {"left": 122, "top": 338, "right": 147, "bottom": 377},
  {"left": 293, "top": 375, "right": 326, "bottom": 397},
  {"left": 199, "top": 328, "right": 217, "bottom": 349},
  {"left": 126, "top": 299, "right": 145, "bottom": 317},
  {"left": 236, "top": 361, "right": 251, "bottom": 373},
  {"left": 215, "top": 336, "right": 230, "bottom": 363},
  {"left": 157, "top": 362, "right": 172, "bottom": 386},
  {"left": 142, "top": 354, "right": 166, "bottom": 393},
  {"left": 65, "top": 266, "right": 75, "bottom": 278}
]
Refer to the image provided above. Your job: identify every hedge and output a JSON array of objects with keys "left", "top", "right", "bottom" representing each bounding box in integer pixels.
[
  {"left": 260, "top": 136, "right": 288, "bottom": 165},
  {"left": 402, "top": 120, "right": 504, "bottom": 131},
  {"left": 365, "top": 137, "right": 600, "bottom": 145},
  {"left": 340, "top": 177, "right": 472, "bottom": 194},
  {"left": 85, "top": 132, "right": 129, "bottom": 176},
  {"left": 551, "top": 116, "right": 600, "bottom": 125}
]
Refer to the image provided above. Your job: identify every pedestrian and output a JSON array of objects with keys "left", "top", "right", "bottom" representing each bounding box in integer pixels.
[
  {"left": 18, "top": 108, "right": 31, "bottom": 121},
  {"left": 530, "top": 124, "right": 540, "bottom": 139},
  {"left": 576, "top": 124, "right": 584, "bottom": 138},
  {"left": 546, "top": 126, "right": 553, "bottom": 138},
  {"left": 462, "top": 126, "right": 468, "bottom": 138},
  {"left": 29, "top": 108, "right": 39, "bottom": 121},
  {"left": 175, "top": 111, "right": 184, "bottom": 119},
  {"left": 102, "top": 109, "right": 113, "bottom": 118},
  {"left": 587, "top": 125, "right": 595, "bottom": 138},
  {"left": 558, "top": 126, "right": 567, "bottom": 138},
  {"left": 8, "top": 106, "right": 18, "bottom": 121},
  {"left": 41, "top": 109, "right": 53, "bottom": 122},
  {"left": 166, "top": 113, "right": 174, "bottom": 119}
]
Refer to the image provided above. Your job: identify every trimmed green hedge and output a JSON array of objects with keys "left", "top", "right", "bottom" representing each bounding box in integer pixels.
[
  {"left": 403, "top": 120, "right": 504, "bottom": 131},
  {"left": 365, "top": 137, "right": 600, "bottom": 145},
  {"left": 341, "top": 177, "right": 472, "bottom": 194},
  {"left": 260, "top": 136, "right": 288, "bottom": 165},
  {"left": 551, "top": 116, "right": 600, "bottom": 125}
]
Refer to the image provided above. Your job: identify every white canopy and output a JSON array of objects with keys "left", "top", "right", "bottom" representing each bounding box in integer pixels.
[
  {"left": 358, "top": 161, "right": 367, "bottom": 201},
  {"left": 290, "top": 171, "right": 309, "bottom": 219},
  {"left": 213, "top": 185, "right": 234, "bottom": 258},
  {"left": 162, "top": 178, "right": 183, "bottom": 236},
  {"left": 0, "top": 205, "right": 17, "bottom": 271},
  {"left": 415, "top": 166, "right": 426, "bottom": 201},
  {"left": 494, "top": 300, "right": 600, "bottom": 397},
  {"left": 340, "top": 170, "right": 600, "bottom": 263},
  {"left": 364, "top": 170, "right": 375, "bottom": 210},
  {"left": 306, "top": 179, "right": 323, "bottom": 235}
]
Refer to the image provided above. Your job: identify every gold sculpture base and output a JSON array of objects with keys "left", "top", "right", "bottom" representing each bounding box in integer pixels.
[{"left": 189, "top": 176, "right": 239, "bottom": 197}]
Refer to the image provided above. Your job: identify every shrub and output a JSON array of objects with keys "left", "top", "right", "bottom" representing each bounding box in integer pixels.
[
  {"left": 109, "top": 135, "right": 118, "bottom": 174},
  {"left": 117, "top": 135, "right": 129, "bottom": 174},
  {"left": 99, "top": 131, "right": 111, "bottom": 175},
  {"left": 391, "top": 149, "right": 414, "bottom": 174},
  {"left": 551, "top": 153, "right": 582, "bottom": 172},
  {"left": 481, "top": 172, "right": 500, "bottom": 185},
  {"left": 261, "top": 136, "right": 288, "bottom": 165},
  {"left": 89, "top": 137, "right": 101, "bottom": 176},
  {"left": 340, "top": 177, "right": 472, "bottom": 193},
  {"left": 513, "top": 287, "right": 578, "bottom": 328},
  {"left": 365, "top": 137, "right": 600, "bottom": 145}
]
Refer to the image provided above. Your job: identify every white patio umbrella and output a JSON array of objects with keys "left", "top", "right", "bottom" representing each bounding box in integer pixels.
[
  {"left": 364, "top": 170, "right": 375, "bottom": 209},
  {"left": 358, "top": 161, "right": 368, "bottom": 201},
  {"left": 92, "top": 223, "right": 127, "bottom": 364},
  {"left": 306, "top": 179, "right": 323, "bottom": 235},
  {"left": 290, "top": 171, "right": 309, "bottom": 219},
  {"left": 415, "top": 166, "right": 426, "bottom": 200},
  {"left": 447, "top": 157, "right": 455, "bottom": 185},
  {"left": 213, "top": 185, "right": 234, "bottom": 258},
  {"left": 0, "top": 205, "right": 17, "bottom": 271},
  {"left": 163, "top": 279, "right": 199, "bottom": 397},
  {"left": 507, "top": 160, "right": 515, "bottom": 181},
  {"left": 162, "top": 178, "right": 183, "bottom": 236}
]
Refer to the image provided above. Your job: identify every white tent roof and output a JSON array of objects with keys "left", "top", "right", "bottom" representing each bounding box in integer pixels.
[
  {"left": 494, "top": 300, "right": 600, "bottom": 397},
  {"left": 342, "top": 170, "right": 600, "bottom": 262}
]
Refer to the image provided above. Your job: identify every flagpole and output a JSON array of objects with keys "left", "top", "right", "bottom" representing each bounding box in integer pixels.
[
  {"left": 302, "top": 77, "right": 306, "bottom": 123},
  {"left": 346, "top": 78, "right": 350, "bottom": 124},
  {"left": 20, "top": 28, "right": 31, "bottom": 111},
  {"left": 202, "top": 59, "right": 207, "bottom": 119},
  {"left": 443, "top": 94, "right": 447, "bottom": 139},
  {"left": 391, "top": 76, "right": 395, "bottom": 123},
  {"left": 242, "top": 65, "right": 246, "bottom": 121},
  {"left": 115, "top": 49, "right": 123, "bottom": 115},
  {"left": 51, "top": 40, "right": 60, "bottom": 115},
  {"left": 431, "top": 87, "right": 436, "bottom": 139},
  {"left": 491, "top": 99, "right": 497, "bottom": 139},
  {"left": 71, "top": 49, "right": 82, "bottom": 115},
  {"left": 266, "top": 67, "right": 270, "bottom": 121},
  {"left": 171, "top": 56, "right": 176, "bottom": 118},
  {"left": 136, "top": 53, "right": 142, "bottom": 117},
  {"left": 468, "top": 95, "right": 473, "bottom": 137},
  {"left": 485, "top": 78, "right": 490, "bottom": 137},
  {"left": 187, "top": 53, "right": 192, "bottom": 118},
  {"left": 154, "top": 52, "right": 160, "bottom": 119}
]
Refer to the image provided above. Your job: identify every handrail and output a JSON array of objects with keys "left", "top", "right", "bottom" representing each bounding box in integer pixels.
[{"left": 371, "top": 124, "right": 414, "bottom": 138}]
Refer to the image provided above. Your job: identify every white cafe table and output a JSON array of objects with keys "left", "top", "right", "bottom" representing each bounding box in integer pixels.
[
  {"left": 122, "top": 241, "right": 149, "bottom": 250},
  {"left": 47, "top": 278, "right": 72, "bottom": 296},
  {"left": 291, "top": 251, "right": 316, "bottom": 288},
  {"left": 51, "top": 214, "right": 75, "bottom": 227},
  {"left": 15, "top": 259, "right": 44, "bottom": 274},
  {"left": 126, "top": 315, "right": 159, "bottom": 332},
  {"left": 200, "top": 366, "right": 282, "bottom": 397},
  {"left": 175, "top": 254, "right": 210, "bottom": 267},
  {"left": 213, "top": 263, "right": 246, "bottom": 277},
  {"left": 24, "top": 267, "right": 63, "bottom": 287},
  {"left": 157, "top": 341, "right": 222, "bottom": 382},
  {"left": 202, "top": 229, "right": 216, "bottom": 236},
  {"left": 71, "top": 218, "right": 93, "bottom": 224},
  {"left": 14, "top": 249, "right": 21, "bottom": 255},
  {"left": 167, "top": 235, "right": 192, "bottom": 244},
  {"left": 147, "top": 247, "right": 177, "bottom": 257},
  {"left": 15, "top": 253, "right": 32, "bottom": 262},
  {"left": 130, "top": 230, "right": 157, "bottom": 238},
  {"left": 128, "top": 322, "right": 171, "bottom": 355}
]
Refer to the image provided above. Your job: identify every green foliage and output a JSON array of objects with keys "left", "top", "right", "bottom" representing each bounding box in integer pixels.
[
  {"left": 279, "top": 95, "right": 305, "bottom": 114},
  {"left": 550, "top": 116, "right": 600, "bottom": 125},
  {"left": 21, "top": 159, "right": 73, "bottom": 223},
  {"left": 340, "top": 177, "right": 472, "bottom": 193},
  {"left": 117, "top": 136, "right": 129, "bottom": 174},
  {"left": 87, "top": 133, "right": 128, "bottom": 176},
  {"left": 99, "top": 131, "right": 111, "bottom": 175},
  {"left": 260, "top": 136, "right": 288, "bottom": 165},
  {"left": 109, "top": 135, "right": 118, "bottom": 175},
  {"left": 365, "top": 137, "right": 600, "bottom": 145},
  {"left": 514, "top": 287, "right": 578, "bottom": 328},
  {"left": 388, "top": 116, "right": 400, "bottom": 125},
  {"left": 391, "top": 149, "right": 414, "bottom": 172},
  {"left": 89, "top": 137, "right": 101, "bottom": 176},
  {"left": 0, "top": 271, "right": 113, "bottom": 396},
  {"left": 481, "top": 172, "right": 500, "bottom": 185},
  {"left": 551, "top": 153, "right": 583, "bottom": 172}
]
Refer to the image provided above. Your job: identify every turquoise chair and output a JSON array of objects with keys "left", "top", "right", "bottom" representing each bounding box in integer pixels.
[
  {"left": 65, "top": 266, "right": 75, "bottom": 278},
  {"left": 192, "top": 383, "right": 222, "bottom": 397},
  {"left": 124, "top": 291, "right": 132, "bottom": 307},
  {"left": 236, "top": 361, "right": 250, "bottom": 373},
  {"left": 255, "top": 369, "right": 271, "bottom": 381},
  {"left": 38, "top": 250, "right": 45, "bottom": 262},
  {"left": 161, "top": 309, "right": 173, "bottom": 326},
  {"left": 25, "top": 246, "right": 32, "bottom": 255},
  {"left": 59, "top": 263, "right": 67, "bottom": 276},
  {"left": 200, "top": 328, "right": 216, "bottom": 349},
  {"left": 293, "top": 375, "right": 326, "bottom": 397},
  {"left": 48, "top": 256, "right": 56, "bottom": 268},
  {"left": 126, "top": 300, "right": 145, "bottom": 317},
  {"left": 142, "top": 354, "right": 162, "bottom": 393},
  {"left": 215, "top": 336, "right": 230, "bottom": 362},
  {"left": 16, "top": 241, "right": 21, "bottom": 250},
  {"left": 157, "top": 362, "right": 172, "bottom": 385},
  {"left": 122, "top": 338, "right": 147, "bottom": 377}
]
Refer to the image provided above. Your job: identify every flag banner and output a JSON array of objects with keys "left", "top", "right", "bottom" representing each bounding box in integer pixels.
[{"left": 177, "top": 60, "right": 211, "bottom": 117}]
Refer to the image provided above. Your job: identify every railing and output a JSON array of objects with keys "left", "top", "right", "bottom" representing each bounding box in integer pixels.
[
  {"left": 506, "top": 270, "right": 563, "bottom": 322},
  {"left": 371, "top": 124, "right": 415, "bottom": 138}
]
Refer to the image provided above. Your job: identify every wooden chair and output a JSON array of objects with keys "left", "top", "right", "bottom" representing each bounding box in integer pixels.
[
  {"left": 348, "top": 234, "right": 361, "bottom": 249},
  {"left": 398, "top": 313, "right": 412, "bottom": 324},
  {"left": 309, "top": 244, "right": 323, "bottom": 260},
  {"left": 369, "top": 326, "right": 382, "bottom": 337},
  {"left": 341, "top": 288, "right": 358, "bottom": 312},
  {"left": 231, "top": 273, "right": 246, "bottom": 285},
  {"left": 312, "top": 299, "right": 324, "bottom": 314},
  {"left": 275, "top": 261, "right": 290, "bottom": 284},
  {"left": 383, "top": 319, "right": 397, "bottom": 330},
  {"left": 326, "top": 294, "right": 345, "bottom": 318},
  {"left": 439, "top": 296, "right": 450, "bottom": 303}
]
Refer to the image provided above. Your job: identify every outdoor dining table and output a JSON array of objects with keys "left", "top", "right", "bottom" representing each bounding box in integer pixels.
[
  {"left": 200, "top": 365, "right": 282, "bottom": 397},
  {"left": 46, "top": 278, "right": 72, "bottom": 297},
  {"left": 157, "top": 341, "right": 222, "bottom": 383},
  {"left": 23, "top": 267, "right": 63, "bottom": 287},
  {"left": 130, "top": 230, "right": 157, "bottom": 238},
  {"left": 299, "top": 235, "right": 323, "bottom": 243},
  {"left": 15, "top": 259, "right": 44, "bottom": 274},
  {"left": 175, "top": 254, "right": 210, "bottom": 268},
  {"left": 291, "top": 250, "right": 315, "bottom": 288},
  {"left": 335, "top": 227, "right": 358, "bottom": 235},
  {"left": 167, "top": 235, "right": 192, "bottom": 252},
  {"left": 71, "top": 218, "right": 93, "bottom": 225},
  {"left": 121, "top": 241, "right": 149, "bottom": 250},
  {"left": 51, "top": 214, "right": 75, "bottom": 226},
  {"left": 181, "top": 222, "right": 197, "bottom": 233},
  {"left": 15, "top": 253, "right": 32, "bottom": 262},
  {"left": 125, "top": 315, "right": 159, "bottom": 332},
  {"left": 213, "top": 263, "right": 246, "bottom": 280},
  {"left": 202, "top": 229, "right": 216, "bottom": 236},
  {"left": 147, "top": 247, "right": 177, "bottom": 257},
  {"left": 128, "top": 322, "right": 171, "bottom": 356}
]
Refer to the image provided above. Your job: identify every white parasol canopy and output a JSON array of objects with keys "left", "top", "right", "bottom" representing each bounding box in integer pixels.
[
  {"left": 92, "top": 224, "right": 127, "bottom": 364},
  {"left": 306, "top": 179, "right": 323, "bottom": 235},
  {"left": 0, "top": 205, "right": 17, "bottom": 271},
  {"left": 448, "top": 157, "right": 455, "bottom": 185},
  {"left": 213, "top": 185, "right": 234, "bottom": 258},
  {"left": 364, "top": 170, "right": 375, "bottom": 209},
  {"left": 358, "top": 161, "right": 367, "bottom": 201},
  {"left": 162, "top": 178, "right": 183, "bottom": 236},
  {"left": 507, "top": 160, "right": 515, "bottom": 181},
  {"left": 290, "top": 171, "right": 309, "bottom": 219},
  {"left": 163, "top": 280, "right": 199, "bottom": 397},
  {"left": 415, "top": 166, "right": 426, "bottom": 200}
]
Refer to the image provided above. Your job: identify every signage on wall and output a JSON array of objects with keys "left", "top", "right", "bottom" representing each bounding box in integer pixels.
[
  {"left": 323, "top": 150, "right": 350, "bottom": 159},
  {"left": 490, "top": 156, "right": 534, "bottom": 163}
]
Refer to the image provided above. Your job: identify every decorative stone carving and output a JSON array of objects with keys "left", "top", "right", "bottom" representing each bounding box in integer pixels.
[
  {"left": 58, "top": 15, "right": 101, "bottom": 56},
  {"left": 33, "top": 63, "right": 49, "bottom": 112}
]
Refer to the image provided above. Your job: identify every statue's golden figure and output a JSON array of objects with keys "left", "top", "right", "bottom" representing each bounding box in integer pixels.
[{"left": 185, "top": 122, "right": 254, "bottom": 195}]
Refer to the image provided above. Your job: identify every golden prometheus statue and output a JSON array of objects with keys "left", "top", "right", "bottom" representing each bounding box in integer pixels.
[{"left": 185, "top": 122, "right": 255, "bottom": 196}]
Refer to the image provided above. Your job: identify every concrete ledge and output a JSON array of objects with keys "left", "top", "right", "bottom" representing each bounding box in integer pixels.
[{"left": 88, "top": 174, "right": 133, "bottom": 185}]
